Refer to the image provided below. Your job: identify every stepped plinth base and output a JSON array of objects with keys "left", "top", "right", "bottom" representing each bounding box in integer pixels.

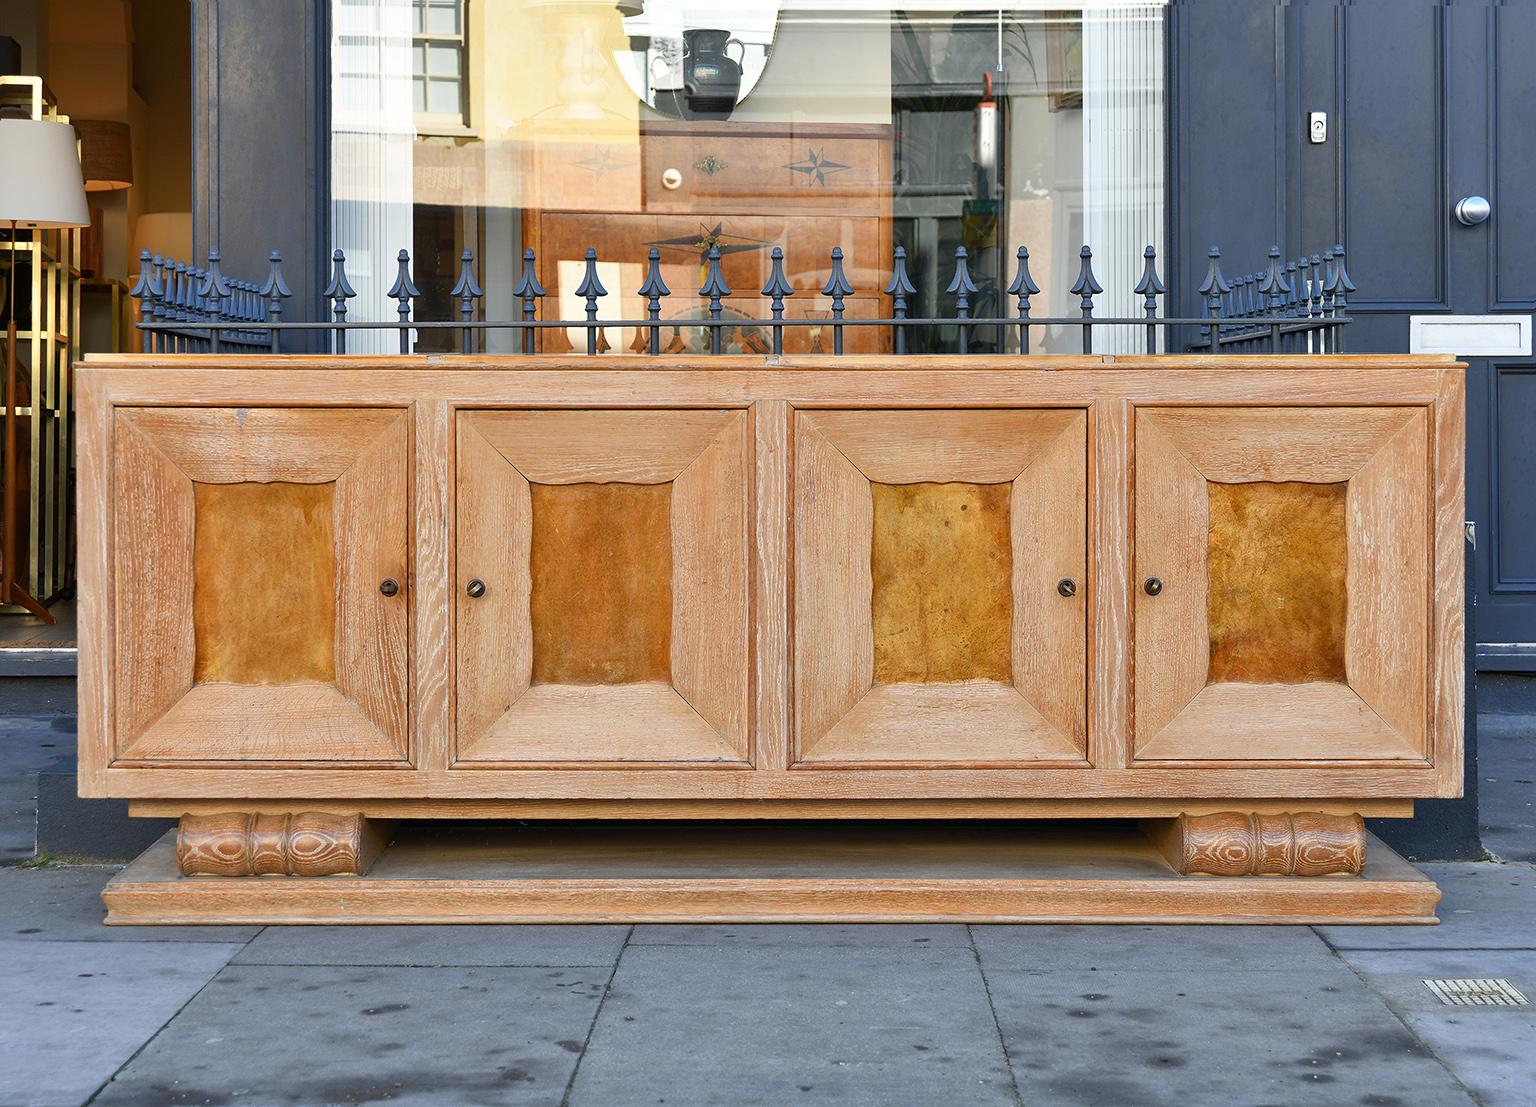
[{"left": 103, "top": 820, "right": 1439, "bottom": 926}]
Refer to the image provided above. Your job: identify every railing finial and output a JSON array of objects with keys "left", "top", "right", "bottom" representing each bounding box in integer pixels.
[
  {"left": 884, "top": 245, "right": 917, "bottom": 355},
  {"left": 700, "top": 245, "right": 731, "bottom": 355},
  {"left": 946, "top": 246, "right": 979, "bottom": 354},
  {"left": 1133, "top": 244, "right": 1166, "bottom": 353},
  {"left": 575, "top": 248, "right": 609, "bottom": 355},
  {"left": 1070, "top": 245, "right": 1103, "bottom": 353},
  {"left": 387, "top": 248, "right": 420, "bottom": 355},
  {"left": 762, "top": 245, "right": 794, "bottom": 355},
  {"left": 1007, "top": 245, "right": 1041, "bottom": 355},
  {"left": 450, "top": 248, "right": 484, "bottom": 354},
  {"left": 638, "top": 246, "right": 671, "bottom": 356},
  {"left": 258, "top": 251, "right": 291, "bottom": 354},
  {"left": 822, "top": 246, "right": 853, "bottom": 355}
]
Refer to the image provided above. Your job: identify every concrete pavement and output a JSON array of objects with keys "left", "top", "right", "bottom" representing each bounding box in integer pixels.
[
  {"left": 3, "top": 859, "right": 1532, "bottom": 1106},
  {"left": 1, "top": 689, "right": 1532, "bottom": 1105}
]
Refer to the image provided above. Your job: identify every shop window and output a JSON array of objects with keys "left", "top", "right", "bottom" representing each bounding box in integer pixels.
[
  {"left": 411, "top": 0, "right": 467, "bottom": 125},
  {"left": 331, "top": 2, "right": 1166, "bottom": 355}
]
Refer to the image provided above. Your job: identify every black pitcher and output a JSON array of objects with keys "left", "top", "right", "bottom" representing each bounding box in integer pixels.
[{"left": 680, "top": 28, "right": 745, "bottom": 119}]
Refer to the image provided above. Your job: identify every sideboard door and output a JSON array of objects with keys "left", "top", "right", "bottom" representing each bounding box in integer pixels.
[
  {"left": 110, "top": 407, "right": 411, "bottom": 765},
  {"left": 792, "top": 408, "right": 1088, "bottom": 766},
  {"left": 1134, "top": 406, "right": 1431, "bottom": 762},
  {"left": 454, "top": 408, "right": 751, "bottom": 766}
]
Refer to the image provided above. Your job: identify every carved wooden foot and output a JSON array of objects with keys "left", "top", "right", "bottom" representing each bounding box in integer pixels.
[
  {"left": 1149, "top": 812, "right": 1366, "bottom": 876},
  {"left": 177, "top": 812, "right": 389, "bottom": 877}
]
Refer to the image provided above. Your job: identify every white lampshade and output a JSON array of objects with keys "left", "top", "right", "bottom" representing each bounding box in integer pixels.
[{"left": 0, "top": 119, "right": 90, "bottom": 228}]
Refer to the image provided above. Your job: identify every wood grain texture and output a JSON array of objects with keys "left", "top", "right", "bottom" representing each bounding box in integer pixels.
[
  {"left": 75, "top": 372, "right": 111, "bottom": 794},
  {"left": 412, "top": 398, "right": 454, "bottom": 773},
  {"left": 139, "top": 798, "right": 1419, "bottom": 820},
  {"left": 112, "top": 416, "right": 195, "bottom": 753},
  {"left": 332, "top": 414, "right": 412, "bottom": 756},
  {"left": 1347, "top": 412, "right": 1430, "bottom": 756},
  {"left": 672, "top": 411, "right": 751, "bottom": 758},
  {"left": 456, "top": 408, "right": 750, "bottom": 765},
  {"left": 1431, "top": 370, "right": 1467, "bottom": 794},
  {"left": 109, "top": 824, "right": 1434, "bottom": 925},
  {"left": 796, "top": 407, "right": 1089, "bottom": 764},
  {"left": 460, "top": 683, "right": 740, "bottom": 764},
  {"left": 807, "top": 682, "right": 1084, "bottom": 764},
  {"left": 753, "top": 402, "right": 791, "bottom": 770},
  {"left": 1089, "top": 399, "right": 1132, "bottom": 770},
  {"left": 75, "top": 356, "right": 1464, "bottom": 817},
  {"left": 117, "top": 682, "right": 404, "bottom": 763},
  {"left": 1133, "top": 412, "right": 1209, "bottom": 749},
  {"left": 118, "top": 407, "right": 402, "bottom": 484},
  {"left": 1141, "top": 407, "right": 1420, "bottom": 484},
  {"left": 529, "top": 482, "right": 674, "bottom": 685},
  {"left": 193, "top": 482, "right": 336, "bottom": 686},
  {"left": 1014, "top": 412, "right": 1088, "bottom": 749},
  {"left": 793, "top": 418, "right": 873, "bottom": 753},
  {"left": 870, "top": 482, "right": 1013, "bottom": 684},
  {"left": 1206, "top": 481, "right": 1348, "bottom": 685},
  {"left": 1150, "top": 812, "right": 1366, "bottom": 877},
  {"left": 462, "top": 408, "right": 735, "bottom": 484},
  {"left": 454, "top": 419, "right": 532, "bottom": 750},
  {"left": 800, "top": 409, "right": 1081, "bottom": 484},
  {"left": 1135, "top": 682, "right": 1423, "bottom": 762},
  {"left": 176, "top": 812, "right": 387, "bottom": 876},
  {"left": 110, "top": 408, "right": 410, "bottom": 764}
]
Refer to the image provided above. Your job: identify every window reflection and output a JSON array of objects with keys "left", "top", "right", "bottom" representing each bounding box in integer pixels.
[{"left": 331, "top": 2, "right": 1165, "bottom": 354}]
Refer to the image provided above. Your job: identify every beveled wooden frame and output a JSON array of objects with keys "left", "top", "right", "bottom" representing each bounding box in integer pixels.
[
  {"left": 108, "top": 406, "right": 411, "bottom": 767},
  {"left": 792, "top": 408, "right": 1088, "bottom": 766},
  {"left": 75, "top": 354, "right": 1463, "bottom": 814},
  {"left": 454, "top": 408, "right": 751, "bottom": 767},
  {"left": 1134, "top": 406, "right": 1432, "bottom": 763}
]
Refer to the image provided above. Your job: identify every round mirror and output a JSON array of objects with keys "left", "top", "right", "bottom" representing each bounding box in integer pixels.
[{"left": 613, "top": 1, "right": 781, "bottom": 119}]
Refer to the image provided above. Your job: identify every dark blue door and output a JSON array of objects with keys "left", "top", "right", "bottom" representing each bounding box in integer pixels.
[{"left": 1332, "top": 0, "right": 1536, "bottom": 668}]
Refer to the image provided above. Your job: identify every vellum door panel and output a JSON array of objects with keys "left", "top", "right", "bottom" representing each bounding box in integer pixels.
[
  {"left": 111, "top": 408, "right": 410, "bottom": 765},
  {"left": 793, "top": 409, "right": 1088, "bottom": 766},
  {"left": 1134, "top": 407, "right": 1430, "bottom": 762},
  {"left": 454, "top": 409, "right": 750, "bottom": 766}
]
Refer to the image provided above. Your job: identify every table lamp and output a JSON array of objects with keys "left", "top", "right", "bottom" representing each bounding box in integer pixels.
[{"left": 0, "top": 118, "right": 89, "bottom": 623}]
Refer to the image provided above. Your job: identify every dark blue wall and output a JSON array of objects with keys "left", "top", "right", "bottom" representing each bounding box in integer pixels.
[{"left": 191, "top": 0, "right": 328, "bottom": 342}]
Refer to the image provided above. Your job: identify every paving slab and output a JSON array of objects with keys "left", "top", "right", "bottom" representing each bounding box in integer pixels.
[
  {"left": 629, "top": 922, "right": 971, "bottom": 947},
  {"left": 1337, "top": 948, "right": 1536, "bottom": 1011},
  {"left": 234, "top": 923, "right": 629, "bottom": 967},
  {"left": 0, "top": 937, "right": 244, "bottom": 1107},
  {"left": 1318, "top": 862, "right": 1536, "bottom": 950},
  {"left": 1478, "top": 713, "right": 1536, "bottom": 863},
  {"left": 568, "top": 943, "right": 1015, "bottom": 1106},
  {"left": 0, "top": 714, "right": 72, "bottom": 865},
  {"left": 984, "top": 962, "right": 1475, "bottom": 1107},
  {"left": 971, "top": 922, "right": 1335, "bottom": 972},
  {"left": 90, "top": 963, "right": 607, "bottom": 1106},
  {"left": 1328, "top": 946, "right": 1536, "bottom": 1104},
  {"left": 0, "top": 866, "right": 261, "bottom": 943},
  {"left": 1397, "top": 1007, "right": 1536, "bottom": 1107}
]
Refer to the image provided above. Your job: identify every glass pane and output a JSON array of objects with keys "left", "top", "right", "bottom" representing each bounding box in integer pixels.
[
  {"left": 332, "top": 1, "right": 1167, "bottom": 354},
  {"left": 426, "top": 77, "right": 461, "bottom": 115},
  {"left": 427, "top": 42, "right": 460, "bottom": 76},
  {"left": 427, "top": 0, "right": 461, "bottom": 36}
]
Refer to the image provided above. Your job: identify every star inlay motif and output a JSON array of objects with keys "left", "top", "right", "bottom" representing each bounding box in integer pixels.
[{"left": 784, "top": 147, "right": 851, "bottom": 186}]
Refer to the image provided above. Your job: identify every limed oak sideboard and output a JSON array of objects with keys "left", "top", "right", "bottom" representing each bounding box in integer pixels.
[{"left": 77, "top": 354, "right": 1464, "bottom": 924}]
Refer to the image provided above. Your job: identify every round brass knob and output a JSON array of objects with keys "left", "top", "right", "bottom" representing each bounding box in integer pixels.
[
  {"left": 1057, "top": 578, "right": 1077, "bottom": 598},
  {"left": 379, "top": 578, "right": 399, "bottom": 597},
  {"left": 1143, "top": 577, "right": 1163, "bottom": 597},
  {"left": 465, "top": 578, "right": 487, "bottom": 599}
]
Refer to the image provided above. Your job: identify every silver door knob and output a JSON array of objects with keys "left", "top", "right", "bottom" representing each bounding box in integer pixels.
[{"left": 1454, "top": 195, "right": 1491, "bottom": 226}]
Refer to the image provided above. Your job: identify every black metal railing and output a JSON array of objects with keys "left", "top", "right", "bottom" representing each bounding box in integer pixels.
[{"left": 128, "top": 240, "right": 1354, "bottom": 358}]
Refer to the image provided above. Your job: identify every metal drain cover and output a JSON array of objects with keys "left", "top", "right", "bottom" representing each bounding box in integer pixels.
[{"left": 1422, "top": 979, "right": 1529, "bottom": 1007}]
